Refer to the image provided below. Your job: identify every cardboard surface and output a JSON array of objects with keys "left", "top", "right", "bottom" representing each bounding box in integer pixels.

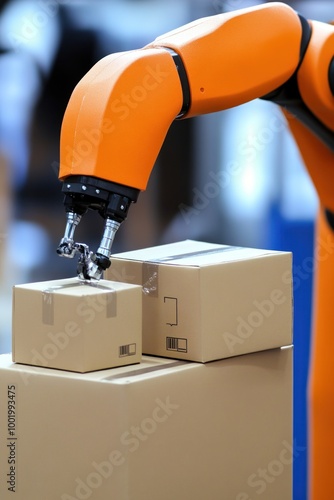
[
  {"left": 12, "top": 278, "right": 142, "bottom": 372},
  {"left": 0, "top": 347, "right": 292, "bottom": 499},
  {"left": 107, "top": 240, "right": 293, "bottom": 361}
]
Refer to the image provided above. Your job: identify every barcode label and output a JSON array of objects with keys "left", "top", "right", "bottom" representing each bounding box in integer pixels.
[
  {"left": 119, "top": 343, "right": 136, "bottom": 357},
  {"left": 166, "top": 337, "right": 187, "bottom": 353}
]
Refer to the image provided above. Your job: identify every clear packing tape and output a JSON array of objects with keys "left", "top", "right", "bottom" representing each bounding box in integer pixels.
[{"left": 42, "top": 280, "right": 117, "bottom": 325}]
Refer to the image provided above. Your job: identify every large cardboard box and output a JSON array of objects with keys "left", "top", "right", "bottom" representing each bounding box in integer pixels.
[
  {"left": 107, "top": 240, "right": 292, "bottom": 361},
  {"left": 0, "top": 347, "right": 293, "bottom": 500},
  {"left": 12, "top": 278, "right": 142, "bottom": 372}
]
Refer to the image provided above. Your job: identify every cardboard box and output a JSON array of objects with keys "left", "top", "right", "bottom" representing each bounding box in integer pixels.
[
  {"left": 107, "top": 240, "right": 292, "bottom": 361},
  {"left": 12, "top": 278, "right": 142, "bottom": 372},
  {"left": 0, "top": 347, "right": 292, "bottom": 500}
]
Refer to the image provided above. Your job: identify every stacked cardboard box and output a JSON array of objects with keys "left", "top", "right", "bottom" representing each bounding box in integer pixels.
[
  {"left": 0, "top": 347, "right": 292, "bottom": 499},
  {"left": 12, "top": 278, "right": 142, "bottom": 372},
  {"left": 0, "top": 240, "right": 293, "bottom": 499},
  {"left": 107, "top": 239, "right": 292, "bottom": 361}
]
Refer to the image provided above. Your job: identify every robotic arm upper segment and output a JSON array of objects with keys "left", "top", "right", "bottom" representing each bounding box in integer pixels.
[
  {"left": 148, "top": 2, "right": 303, "bottom": 116},
  {"left": 59, "top": 2, "right": 303, "bottom": 189},
  {"left": 57, "top": 1, "right": 334, "bottom": 280},
  {"left": 57, "top": 48, "right": 183, "bottom": 279},
  {"left": 59, "top": 48, "right": 183, "bottom": 191}
]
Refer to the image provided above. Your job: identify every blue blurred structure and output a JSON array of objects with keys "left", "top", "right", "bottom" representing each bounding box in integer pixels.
[
  {"left": 269, "top": 204, "right": 314, "bottom": 500},
  {"left": 164, "top": 93, "right": 317, "bottom": 499},
  {"left": 218, "top": 99, "right": 317, "bottom": 500}
]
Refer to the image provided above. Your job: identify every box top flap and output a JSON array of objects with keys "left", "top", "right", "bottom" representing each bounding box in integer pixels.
[{"left": 111, "top": 240, "right": 289, "bottom": 267}]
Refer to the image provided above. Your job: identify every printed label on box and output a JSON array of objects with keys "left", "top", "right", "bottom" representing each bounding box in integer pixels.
[
  {"left": 166, "top": 337, "right": 188, "bottom": 353},
  {"left": 163, "top": 297, "right": 178, "bottom": 326},
  {"left": 119, "top": 343, "right": 137, "bottom": 357}
]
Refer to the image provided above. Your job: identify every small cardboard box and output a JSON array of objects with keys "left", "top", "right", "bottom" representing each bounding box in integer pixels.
[
  {"left": 0, "top": 346, "right": 293, "bottom": 500},
  {"left": 12, "top": 278, "right": 142, "bottom": 372},
  {"left": 107, "top": 240, "right": 292, "bottom": 361}
]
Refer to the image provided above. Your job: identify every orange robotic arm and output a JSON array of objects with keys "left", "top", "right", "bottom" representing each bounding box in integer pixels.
[
  {"left": 57, "top": 1, "right": 334, "bottom": 283},
  {"left": 57, "top": 4, "right": 334, "bottom": 497}
]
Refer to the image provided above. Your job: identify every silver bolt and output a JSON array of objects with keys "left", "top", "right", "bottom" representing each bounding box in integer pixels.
[
  {"left": 82, "top": 185, "right": 87, "bottom": 191},
  {"left": 67, "top": 184, "right": 71, "bottom": 189},
  {"left": 96, "top": 189, "right": 100, "bottom": 194},
  {"left": 120, "top": 205, "right": 125, "bottom": 210}
]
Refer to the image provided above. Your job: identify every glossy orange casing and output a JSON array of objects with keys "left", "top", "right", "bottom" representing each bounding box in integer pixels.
[
  {"left": 149, "top": 2, "right": 302, "bottom": 117},
  {"left": 298, "top": 20, "right": 334, "bottom": 132},
  {"left": 59, "top": 48, "right": 183, "bottom": 190},
  {"left": 59, "top": 2, "right": 302, "bottom": 191},
  {"left": 58, "top": 3, "right": 334, "bottom": 497}
]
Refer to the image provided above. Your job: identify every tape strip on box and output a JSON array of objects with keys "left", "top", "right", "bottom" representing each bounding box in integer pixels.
[
  {"left": 42, "top": 281, "right": 117, "bottom": 325},
  {"left": 148, "top": 245, "right": 239, "bottom": 263},
  {"left": 141, "top": 246, "right": 246, "bottom": 298}
]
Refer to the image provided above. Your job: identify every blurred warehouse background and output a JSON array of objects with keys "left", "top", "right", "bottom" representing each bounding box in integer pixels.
[{"left": 0, "top": 1, "right": 332, "bottom": 498}]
